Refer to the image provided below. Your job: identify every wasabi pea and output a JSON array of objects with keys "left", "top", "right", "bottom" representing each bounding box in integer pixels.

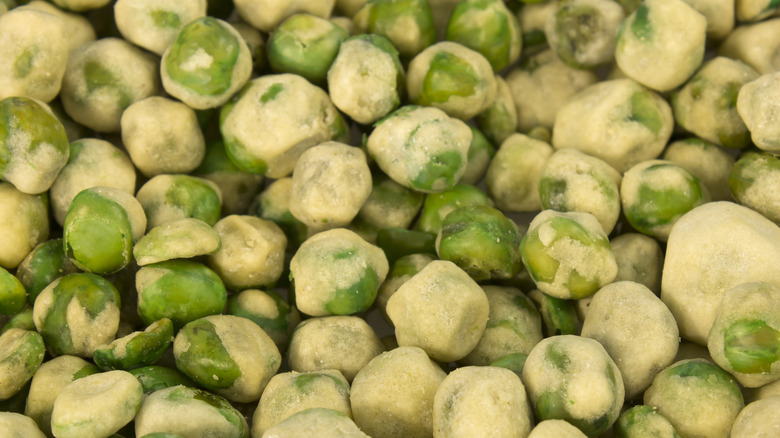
[
  {"left": 407, "top": 41, "right": 497, "bottom": 120},
  {"left": 527, "top": 420, "right": 588, "bottom": 438},
  {"left": 545, "top": 0, "right": 625, "bottom": 69},
  {"left": 161, "top": 17, "right": 252, "bottom": 109},
  {"left": 114, "top": 0, "right": 208, "bottom": 56},
  {"left": 730, "top": 396, "right": 780, "bottom": 438},
  {"left": 376, "top": 253, "right": 436, "bottom": 322},
  {"left": 737, "top": 71, "right": 780, "bottom": 153},
  {"left": 737, "top": 0, "right": 780, "bottom": 22},
  {"left": 486, "top": 133, "right": 553, "bottom": 212},
  {"left": 0, "top": 329, "right": 45, "bottom": 400},
  {"left": 249, "top": 177, "right": 308, "bottom": 248},
  {"left": 475, "top": 76, "right": 517, "bottom": 147},
  {"left": 729, "top": 152, "right": 780, "bottom": 224},
  {"left": 133, "top": 218, "right": 221, "bottom": 266},
  {"left": 614, "top": 405, "right": 680, "bottom": 438},
  {"left": 0, "top": 267, "right": 26, "bottom": 316},
  {"left": 233, "top": 0, "right": 334, "bottom": 33},
  {"left": 445, "top": 0, "right": 522, "bottom": 72},
  {"left": 136, "top": 174, "right": 222, "bottom": 231},
  {"left": 683, "top": 0, "right": 734, "bottom": 40},
  {"left": 93, "top": 318, "right": 174, "bottom": 371},
  {"left": 174, "top": 314, "right": 281, "bottom": 403},
  {"left": 375, "top": 228, "right": 436, "bottom": 266},
  {"left": 663, "top": 138, "right": 736, "bottom": 202},
  {"left": 353, "top": 0, "right": 436, "bottom": 62},
  {"left": 63, "top": 186, "right": 146, "bottom": 275},
  {"left": 226, "top": 289, "right": 300, "bottom": 353},
  {"left": 136, "top": 260, "right": 227, "bottom": 329},
  {"left": 0, "top": 412, "right": 46, "bottom": 438},
  {"left": 528, "top": 289, "right": 581, "bottom": 337},
  {"left": 50, "top": 0, "right": 111, "bottom": 12},
  {"left": 22, "top": 1, "right": 96, "bottom": 54},
  {"left": 520, "top": 210, "right": 618, "bottom": 300},
  {"left": 610, "top": 233, "right": 664, "bottom": 294},
  {"left": 262, "top": 408, "right": 368, "bottom": 438},
  {"left": 15, "top": 239, "right": 77, "bottom": 306},
  {"left": 719, "top": 18, "right": 780, "bottom": 75},
  {"left": 2, "top": 308, "right": 34, "bottom": 333},
  {"left": 351, "top": 173, "right": 424, "bottom": 242},
  {"left": 416, "top": 184, "right": 492, "bottom": 235},
  {"left": 193, "top": 139, "right": 265, "bottom": 216},
  {"left": 128, "top": 366, "right": 195, "bottom": 396}
]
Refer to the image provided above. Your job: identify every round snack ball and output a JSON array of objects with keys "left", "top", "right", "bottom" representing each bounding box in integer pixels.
[
  {"left": 386, "top": 260, "right": 489, "bottom": 362},
  {"left": 376, "top": 253, "right": 436, "bottom": 323},
  {"left": 133, "top": 218, "right": 222, "bottom": 266},
  {"left": 614, "top": 405, "right": 680, "bottom": 438},
  {"left": 22, "top": 1, "right": 97, "bottom": 54},
  {"left": 136, "top": 174, "right": 222, "bottom": 230},
  {"left": 581, "top": 281, "right": 679, "bottom": 400},
  {"left": 615, "top": 0, "right": 707, "bottom": 92},
  {"left": 262, "top": 408, "right": 369, "bottom": 438},
  {"left": 662, "top": 201, "right": 780, "bottom": 344},
  {"left": 0, "top": 96, "right": 70, "bottom": 195},
  {"left": 121, "top": 96, "right": 206, "bottom": 177},
  {"left": 730, "top": 396, "right": 780, "bottom": 438},
  {"left": 0, "top": 328, "right": 45, "bottom": 400},
  {"left": 445, "top": 0, "right": 522, "bottom": 72},
  {"left": 174, "top": 315, "right": 281, "bottom": 403},
  {"left": 134, "top": 385, "right": 249, "bottom": 438},
  {"left": 0, "top": 7, "right": 67, "bottom": 102},
  {"left": 407, "top": 41, "right": 497, "bottom": 120},
  {"left": 233, "top": 0, "right": 334, "bottom": 33},
  {"left": 351, "top": 173, "right": 425, "bottom": 241},
  {"left": 16, "top": 238, "right": 79, "bottom": 306},
  {"left": 226, "top": 289, "right": 300, "bottom": 354},
  {"left": 544, "top": 0, "right": 625, "bottom": 69},
  {"left": 475, "top": 77, "right": 516, "bottom": 148},
  {"left": 290, "top": 228, "right": 389, "bottom": 317},
  {"left": 0, "top": 266, "right": 26, "bottom": 316},
  {"left": 250, "top": 177, "right": 309, "bottom": 248},
  {"left": 366, "top": 105, "right": 472, "bottom": 194},
  {"left": 610, "top": 233, "right": 664, "bottom": 294},
  {"left": 33, "top": 273, "right": 121, "bottom": 358},
  {"left": 252, "top": 370, "right": 351, "bottom": 435},
  {"left": 50, "top": 138, "right": 136, "bottom": 226},
  {"left": 208, "top": 215, "right": 287, "bottom": 290},
  {"left": 50, "top": 370, "right": 143, "bottom": 438},
  {"left": 0, "top": 412, "right": 46, "bottom": 438},
  {"left": 662, "top": 138, "right": 735, "bottom": 202},
  {"left": 351, "top": 346, "right": 447, "bottom": 438},
  {"left": 486, "top": 133, "right": 553, "bottom": 212},
  {"left": 352, "top": 0, "right": 435, "bottom": 62},
  {"left": 50, "top": 0, "right": 112, "bottom": 12},
  {"left": 719, "top": 18, "right": 780, "bottom": 76},
  {"left": 433, "top": 366, "right": 533, "bottom": 437},
  {"left": 289, "top": 141, "right": 372, "bottom": 234},
  {"left": 0, "top": 182, "right": 50, "bottom": 268},
  {"left": 527, "top": 419, "right": 588, "bottom": 438},
  {"left": 523, "top": 335, "right": 625, "bottom": 437},
  {"left": 416, "top": 184, "right": 492, "bottom": 235},
  {"left": 644, "top": 359, "right": 744, "bottom": 438},
  {"left": 287, "top": 316, "right": 384, "bottom": 382},
  {"left": 114, "top": 0, "right": 208, "bottom": 55},
  {"left": 161, "top": 17, "right": 252, "bottom": 109},
  {"left": 730, "top": 152, "right": 780, "bottom": 224},
  {"left": 60, "top": 37, "right": 159, "bottom": 133}
]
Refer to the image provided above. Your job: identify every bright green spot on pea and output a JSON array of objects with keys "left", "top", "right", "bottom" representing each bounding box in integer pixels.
[
  {"left": 631, "top": 3, "right": 652, "bottom": 41},
  {"left": 83, "top": 61, "right": 132, "bottom": 110},
  {"left": 411, "top": 150, "right": 464, "bottom": 192},
  {"left": 539, "top": 178, "right": 568, "bottom": 210},
  {"left": 260, "top": 83, "right": 284, "bottom": 103},
  {"left": 490, "top": 352, "right": 527, "bottom": 376},
  {"left": 176, "top": 318, "right": 241, "bottom": 390},
  {"left": 419, "top": 51, "right": 479, "bottom": 106},
  {"left": 546, "top": 343, "right": 570, "bottom": 372},
  {"left": 325, "top": 267, "right": 379, "bottom": 315},
  {"left": 446, "top": 0, "right": 512, "bottom": 71},
  {"left": 0, "top": 267, "right": 26, "bottom": 315},
  {"left": 72, "top": 363, "right": 99, "bottom": 381},
  {"left": 667, "top": 360, "right": 743, "bottom": 399},
  {"left": 223, "top": 135, "right": 267, "bottom": 175},
  {"left": 163, "top": 177, "right": 222, "bottom": 226},
  {"left": 151, "top": 9, "right": 181, "bottom": 29},
  {"left": 717, "top": 82, "right": 742, "bottom": 110},
  {"left": 724, "top": 318, "right": 780, "bottom": 374},
  {"left": 629, "top": 90, "right": 663, "bottom": 135},
  {"left": 627, "top": 164, "right": 704, "bottom": 231},
  {"left": 520, "top": 234, "right": 560, "bottom": 284},
  {"left": 129, "top": 366, "right": 195, "bottom": 395},
  {"left": 14, "top": 46, "right": 36, "bottom": 79},
  {"left": 535, "top": 389, "right": 569, "bottom": 421}
]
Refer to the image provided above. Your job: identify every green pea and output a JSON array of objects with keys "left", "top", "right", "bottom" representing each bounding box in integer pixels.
[
  {"left": 0, "top": 328, "right": 45, "bottom": 400},
  {"left": 445, "top": 0, "right": 522, "bottom": 72},
  {"left": 0, "top": 266, "right": 26, "bottom": 316},
  {"left": 133, "top": 218, "right": 222, "bottom": 266},
  {"left": 93, "top": 318, "right": 175, "bottom": 371},
  {"left": 546, "top": 0, "right": 625, "bottom": 69},
  {"left": 128, "top": 366, "right": 195, "bottom": 396},
  {"left": 174, "top": 317, "right": 241, "bottom": 391},
  {"left": 226, "top": 289, "right": 300, "bottom": 353},
  {"left": 136, "top": 260, "right": 227, "bottom": 330},
  {"left": 136, "top": 174, "right": 223, "bottom": 231},
  {"left": 353, "top": 0, "right": 436, "bottom": 62},
  {"left": 490, "top": 352, "right": 528, "bottom": 378},
  {"left": 528, "top": 289, "right": 580, "bottom": 337},
  {"left": 16, "top": 239, "right": 79, "bottom": 306},
  {"left": 614, "top": 405, "right": 681, "bottom": 438},
  {"left": 193, "top": 140, "right": 265, "bottom": 217},
  {"left": 416, "top": 184, "right": 492, "bottom": 235},
  {"left": 729, "top": 152, "right": 780, "bottom": 224},
  {"left": 2, "top": 307, "right": 34, "bottom": 333},
  {"left": 351, "top": 173, "right": 425, "bottom": 242},
  {"left": 250, "top": 178, "right": 309, "bottom": 249},
  {"left": 267, "top": 13, "right": 349, "bottom": 85},
  {"left": 722, "top": 318, "right": 780, "bottom": 374},
  {"left": 375, "top": 228, "right": 437, "bottom": 265},
  {"left": 459, "top": 126, "right": 497, "bottom": 185},
  {"left": 437, "top": 205, "right": 522, "bottom": 281}
]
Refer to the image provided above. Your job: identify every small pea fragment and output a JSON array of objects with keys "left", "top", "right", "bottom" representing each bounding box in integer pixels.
[
  {"left": 621, "top": 160, "right": 711, "bottom": 241},
  {"left": 729, "top": 151, "right": 780, "bottom": 224},
  {"left": 416, "top": 184, "right": 492, "bottom": 235},
  {"left": 114, "top": 0, "right": 207, "bottom": 56},
  {"left": 128, "top": 365, "right": 195, "bottom": 396},
  {"left": 136, "top": 174, "right": 222, "bottom": 231},
  {"left": 226, "top": 289, "right": 300, "bottom": 353},
  {"left": 0, "top": 329, "right": 45, "bottom": 400},
  {"left": 353, "top": 0, "right": 436, "bottom": 62},
  {"left": 445, "top": 0, "right": 522, "bottom": 72},
  {"left": 520, "top": 210, "right": 617, "bottom": 300},
  {"left": 614, "top": 405, "right": 680, "bottom": 438},
  {"left": 644, "top": 359, "right": 744, "bottom": 438},
  {"left": 174, "top": 314, "right": 281, "bottom": 403},
  {"left": 545, "top": 0, "right": 625, "bottom": 69},
  {"left": 50, "top": 370, "right": 143, "bottom": 438},
  {"left": 161, "top": 17, "right": 252, "bottom": 109},
  {"left": 436, "top": 205, "right": 523, "bottom": 281},
  {"left": 375, "top": 228, "right": 436, "bottom": 265},
  {"left": 663, "top": 138, "right": 736, "bottom": 202},
  {"left": 486, "top": 133, "right": 553, "bottom": 212},
  {"left": 93, "top": 318, "right": 174, "bottom": 371},
  {"left": 267, "top": 13, "right": 348, "bottom": 85},
  {"left": 63, "top": 186, "right": 147, "bottom": 275},
  {"left": 134, "top": 218, "right": 221, "bottom": 266},
  {"left": 610, "top": 233, "right": 664, "bottom": 294},
  {"left": 528, "top": 289, "right": 580, "bottom": 337},
  {"left": 136, "top": 260, "right": 226, "bottom": 330},
  {"left": 263, "top": 408, "right": 368, "bottom": 438},
  {"left": 0, "top": 266, "right": 26, "bottom": 316}
]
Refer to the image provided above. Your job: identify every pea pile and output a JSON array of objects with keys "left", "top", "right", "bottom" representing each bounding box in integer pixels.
[{"left": 2, "top": 0, "right": 780, "bottom": 437}]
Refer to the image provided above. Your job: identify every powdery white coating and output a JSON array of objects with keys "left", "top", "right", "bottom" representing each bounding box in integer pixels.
[
  {"left": 522, "top": 335, "right": 625, "bottom": 435},
  {"left": 486, "top": 133, "right": 553, "bottom": 212},
  {"left": 376, "top": 253, "right": 436, "bottom": 322},
  {"left": 527, "top": 419, "right": 588, "bottom": 438},
  {"left": 707, "top": 282, "right": 780, "bottom": 388},
  {"left": 734, "top": 156, "right": 780, "bottom": 224},
  {"left": 289, "top": 228, "right": 389, "bottom": 317},
  {"left": 356, "top": 177, "right": 423, "bottom": 233},
  {"left": 133, "top": 218, "right": 221, "bottom": 266},
  {"left": 544, "top": 0, "right": 625, "bottom": 68},
  {"left": 615, "top": 0, "right": 707, "bottom": 92},
  {"left": 22, "top": 1, "right": 96, "bottom": 53},
  {"left": 288, "top": 316, "right": 384, "bottom": 382},
  {"left": 460, "top": 286, "right": 543, "bottom": 366},
  {"left": 505, "top": 50, "right": 598, "bottom": 132},
  {"left": 0, "top": 329, "right": 44, "bottom": 399},
  {"left": 50, "top": 370, "right": 142, "bottom": 438},
  {"left": 234, "top": 0, "right": 335, "bottom": 32},
  {"left": 87, "top": 186, "right": 147, "bottom": 243},
  {"left": 553, "top": 79, "right": 673, "bottom": 174},
  {"left": 25, "top": 355, "right": 95, "bottom": 437},
  {"left": 0, "top": 8, "right": 66, "bottom": 102},
  {"left": 121, "top": 96, "right": 206, "bottom": 177},
  {"left": 432, "top": 366, "right": 533, "bottom": 438},
  {"left": 289, "top": 142, "right": 372, "bottom": 233},
  {"left": 663, "top": 139, "right": 735, "bottom": 202},
  {"left": 367, "top": 105, "right": 471, "bottom": 193},
  {"left": 0, "top": 183, "right": 49, "bottom": 269},
  {"left": 351, "top": 346, "right": 447, "bottom": 438},
  {"left": 540, "top": 148, "right": 622, "bottom": 235},
  {"left": 115, "top": 0, "right": 207, "bottom": 55},
  {"left": 60, "top": 38, "right": 159, "bottom": 133},
  {"left": 719, "top": 18, "right": 780, "bottom": 75},
  {"left": 134, "top": 385, "right": 248, "bottom": 438},
  {"left": 407, "top": 42, "right": 497, "bottom": 120},
  {"left": 253, "top": 370, "right": 351, "bottom": 435},
  {"left": 235, "top": 289, "right": 280, "bottom": 320},
  {"left": 731, "top": 396, "right": 780, "bottom": 438},
  {"left": 643, "top": 359, "right": 744, "bottom": 438},
  {"left": 610, "top": 233, "right": 663, "bottom": 294},
  {"left": 581, "top": 281, "right": 679, "bottom": 400},
  {"left": 0, "top": 412, "right": 46, "bottom": 438},
  {"left": 673, "top": 57, "right": 759, "bottom": 149},
  {"left": 328, "top": 37, "right": 402, "bottom": 124},
  {"left": 386, "top": 260, "right": 489, "bottom": 362},
  {"left": 136, "top": 174, "right": 222, "bottom": 231},
  {"left": 221, "top": 74, "right": 342, "bottom": 178},
  {"left": 208, "top": 215, "right": 286, "bottom": 290},
  {"left": 262, "top": 408, "right": 369, "bottom": 438},
  {"left": 50, "top": 138, "right": 136, "bottom": 226},
  {"left": 683, "top": 0, "right": 734, "bottom": 40},
  {"left": 737, "top": 72, "right": 780, "bottom": 153},
  {"left": 661, "top": 201, "right": 780, "bottom": 344}
]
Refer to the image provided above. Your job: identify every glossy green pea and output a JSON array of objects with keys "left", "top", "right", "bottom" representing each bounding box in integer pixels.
[
  {"left": 446, "top": 0, "right": 521, "bottom": 71},
  {"left": 128, "top": 366, "right": 195, "bottom": 396},
  {"left": 0, "top": 266, "right": 26, "bottom": 316},
  {"left": 0, "top": 329, "right": 45, "bottom": 400},
  {"left": 93, "top": 318, "right": 175, "bottom": 371},
  {"left": 267, "top": 13, "right": 349, "bottom": 85},
  {"left": 723, "top": 318, "right": 780, "bottom": 374},
  {"left": 16, "top": 239, "right": 78, "bottom": 305},
  {"left": 174, "top": 317, "right": 241, "bottom": 392},
  {"left": 614, "top": 405, "right": 681, "bottom": 438},
  {"left": 437, "top": 205, "right": 522, "bottom": 281},
  {"left": 416, "top": 184, "right": 492, "bottom": 234},
  {"left": 490, "top": 352, "right": 527, "bottom": 377}
]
